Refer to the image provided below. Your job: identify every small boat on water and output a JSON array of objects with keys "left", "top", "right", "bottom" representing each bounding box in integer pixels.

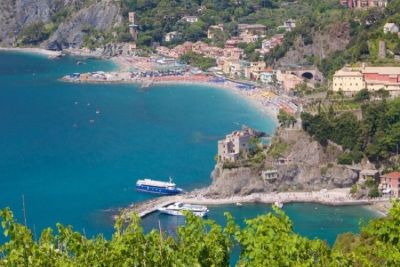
[
  {"left": 274, "top": 201, "right": 283, "bottom": 208},
  {"left": 158, "top": 202, "right": 209, "bottom": 217},
  {"left": 136, "top": 177, "right": 183, "bottom": 195}
]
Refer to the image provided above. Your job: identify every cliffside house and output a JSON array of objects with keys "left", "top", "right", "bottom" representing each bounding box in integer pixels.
[
  {"left": 379, "top": 172, "right": 400, "bottom": 197},
  {"left": 383, "top": 23, "right": 399, "bottom": 34},
  {"left": 278, "top": 19, "right": 297, "bottom": 32},
  {"left": 262, "top": 170, "right": 278, "bottom": 182},
  {"left": 208, "top": 24, "right": 224, "bottom": 39},
  {"left": 359, "top": 169, "right": 380, "bottom": 183},
  {"left": 217, "top": 128, "right": 255, "bottom": 162},
  {"left": 276, "top": 70, "right": 304, "bottom": 91},
  {"left": 332, "top": 66, "right": 400, "bottom": 96},
  {"left": 340, "top": 0, "right": 388, "bottom": 8},
  {"left": 238, "top": 24, "right": 267, "bottom": 36},
  {"left": 260, "top": 34, "right": 284, "bottom": 55},
  {"left": 164, "top": 31, "right": 181, "bottom": 42},
  {"left": 276, "top": 156, "right": 290, "bottom": 165},
  {"left": 182, "top": 16, "right": 198, "bottom": 23}
]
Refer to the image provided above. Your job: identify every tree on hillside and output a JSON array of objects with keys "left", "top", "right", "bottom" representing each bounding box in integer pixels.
[
  {"left": 354, "top": 88, "right": 370, "bottom": 102},
  {"left": 278, "top": 109, "right": 297, "bottom": 128}
]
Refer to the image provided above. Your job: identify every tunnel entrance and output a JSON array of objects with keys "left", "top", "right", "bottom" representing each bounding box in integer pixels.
[{"left": 301, "top": 72, "right": 314, "bottom": 80}]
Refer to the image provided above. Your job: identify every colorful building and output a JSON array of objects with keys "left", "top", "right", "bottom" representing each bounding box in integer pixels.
[
  {"left": 333, "top": 66, "right": 400, "bottom": 96},
  {"left": 380, "top": 172, "right": 400, "bottom": 197}
]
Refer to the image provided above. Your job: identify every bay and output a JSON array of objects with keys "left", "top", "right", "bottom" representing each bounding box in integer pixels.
[{"left": 0, "top": 52, "right": 379, "bottom": 247}]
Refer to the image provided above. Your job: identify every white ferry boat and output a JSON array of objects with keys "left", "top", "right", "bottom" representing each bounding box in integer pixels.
[
  {"left": 136, "top": 178, "right": 183, "bottom": 195},
  {"left": 158, "top": 202, "right": 209, "bottom": 217}
]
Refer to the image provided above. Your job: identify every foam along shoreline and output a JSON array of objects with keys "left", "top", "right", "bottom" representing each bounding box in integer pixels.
[
  {"left": 119, "top": 188, "right": 391, "bottom": 219},
  {"left": 151, "top": 80, "right": 280, "bottom": 123},
  {"left": 0, "top": 47, "right": 62, "bottom": 57},
  {"left": 62, "top": 72, "right": 282, "bottom": 123}
]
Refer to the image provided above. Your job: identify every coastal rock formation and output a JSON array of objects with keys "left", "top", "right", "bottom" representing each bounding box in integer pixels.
[
  {"left": 101, "top": 43, "right": 138, "bottom": 57},
  {"left": 45, "top": 1, "right": 122, "bottom": 50},
  {"left": 0, "top": 0, "right": 86, "bottom": 46},
  {"left": 207, "top": 129, "right": 358, "bottom": 198},
  {"left": 0, "top": 0, "right": 122, "bottom": 49}
]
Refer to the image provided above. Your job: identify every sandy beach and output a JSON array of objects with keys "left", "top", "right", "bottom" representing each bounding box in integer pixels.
[
  {"left": 62, "top": 71, "right": 285, "bottom": 123},
  {"left": 0, "top": 47, "right": 62, "bottom": 57}
]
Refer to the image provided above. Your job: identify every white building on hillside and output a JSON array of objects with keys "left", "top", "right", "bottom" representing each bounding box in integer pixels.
[
  {"left": 182, "top": 16, "right": 198, "bottom": 23},
  {"left": 384, "top": 23, "right": 399, "bottom": 34},
  {"left": 164, "top": 31, "right": 181, "bottom": 42}
]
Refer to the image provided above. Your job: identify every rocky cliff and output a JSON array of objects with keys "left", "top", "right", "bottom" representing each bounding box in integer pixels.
[
  {"left": 0, "top": 0, "right": 122, "bottom": 50},
  {"left": 206, "top": 129, "right": 358, "bottom": 198},
  {"left": 277, "top": 21, "right": 351, "bottom": 67},
  {"left": 46, "top": 1, "right": 122, "bottom": 50}
]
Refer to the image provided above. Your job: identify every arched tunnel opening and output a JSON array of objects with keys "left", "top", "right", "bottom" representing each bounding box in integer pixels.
[{"left": 301, "top": 72, "right": 314, "bottom": 80}]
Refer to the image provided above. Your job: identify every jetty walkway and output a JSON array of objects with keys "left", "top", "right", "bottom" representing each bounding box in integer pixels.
[{"left": 118, "top": 188, "right": 391, "bottom": 220}]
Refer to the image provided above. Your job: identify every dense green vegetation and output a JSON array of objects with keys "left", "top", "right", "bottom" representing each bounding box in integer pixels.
[
  {"left": 318, "top": 0, "right": 400, "bottom": 78},
  {"left": 301, "top": 97, "right": 400, "bottom": 164},
  {"left": 180, "top": 51, "right": 216, "bottom": 70},
  {"left": 277, "top": 109, "right": 297, "bottom": 128},
  {"left": 1, "top": 202, "right": 400, "bottom": 266},
  {"left": 118, "top": 0, "right": 321, "bottom": 48},
  {"left": 17, "top": 1, "right": 94, "bottom": 46},
  {"left": 17, "top": 22, "right": 54, "bottom": 45},
  {"left": 268, "top": 136, "right": 290, "bottom": 159}
]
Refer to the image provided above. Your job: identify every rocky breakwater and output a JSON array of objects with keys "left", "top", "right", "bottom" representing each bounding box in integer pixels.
[{"left": 206, "top": 128, "right": 358, "bottom": 198}]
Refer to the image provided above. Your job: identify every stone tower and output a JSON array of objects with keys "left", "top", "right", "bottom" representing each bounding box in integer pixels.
[
  {"left": 378, "top": 40, "right": 386, "bottom": 59},
  {"left": 128, "top": 12, "right": 138, "bottom": 42}
]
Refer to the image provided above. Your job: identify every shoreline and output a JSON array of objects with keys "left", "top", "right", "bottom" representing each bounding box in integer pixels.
[
  {"left": 150, "top": 80, "right": 280, "bottom": 123},
  {"left": 119, "top": 188, "right": 391, "bottom": 219},
  {"left": 0, "top": 47, "right": 61, "bottom": 57},
  {"left": 62, "top": 74, "right": 281, "bottom": 124},
  {"left": 0, "top": 48, "right": 389, "bottom": 220},
  {"left": 0, "top": 48, "right": 282, "bottom": 122}
]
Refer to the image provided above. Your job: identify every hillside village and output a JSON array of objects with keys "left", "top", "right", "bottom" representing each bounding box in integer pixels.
[
  {"left": 3, "top": 2, "right": 400, "bottom": 266},
  {"left": 4, "top": 0, "right": 400, "bottom": 199}
]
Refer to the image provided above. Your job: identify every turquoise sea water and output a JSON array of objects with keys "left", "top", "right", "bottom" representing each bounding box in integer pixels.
[{"left": 0, "top": 52, "right": 378, "bottom": 247}]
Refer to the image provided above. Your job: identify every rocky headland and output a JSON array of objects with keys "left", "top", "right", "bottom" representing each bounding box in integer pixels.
[
  {"left": 206, "top": 128, "right": 358, "bottom": 198},
  {"left": 119, "top": 127, "right": 391, "bottom": 220}
]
